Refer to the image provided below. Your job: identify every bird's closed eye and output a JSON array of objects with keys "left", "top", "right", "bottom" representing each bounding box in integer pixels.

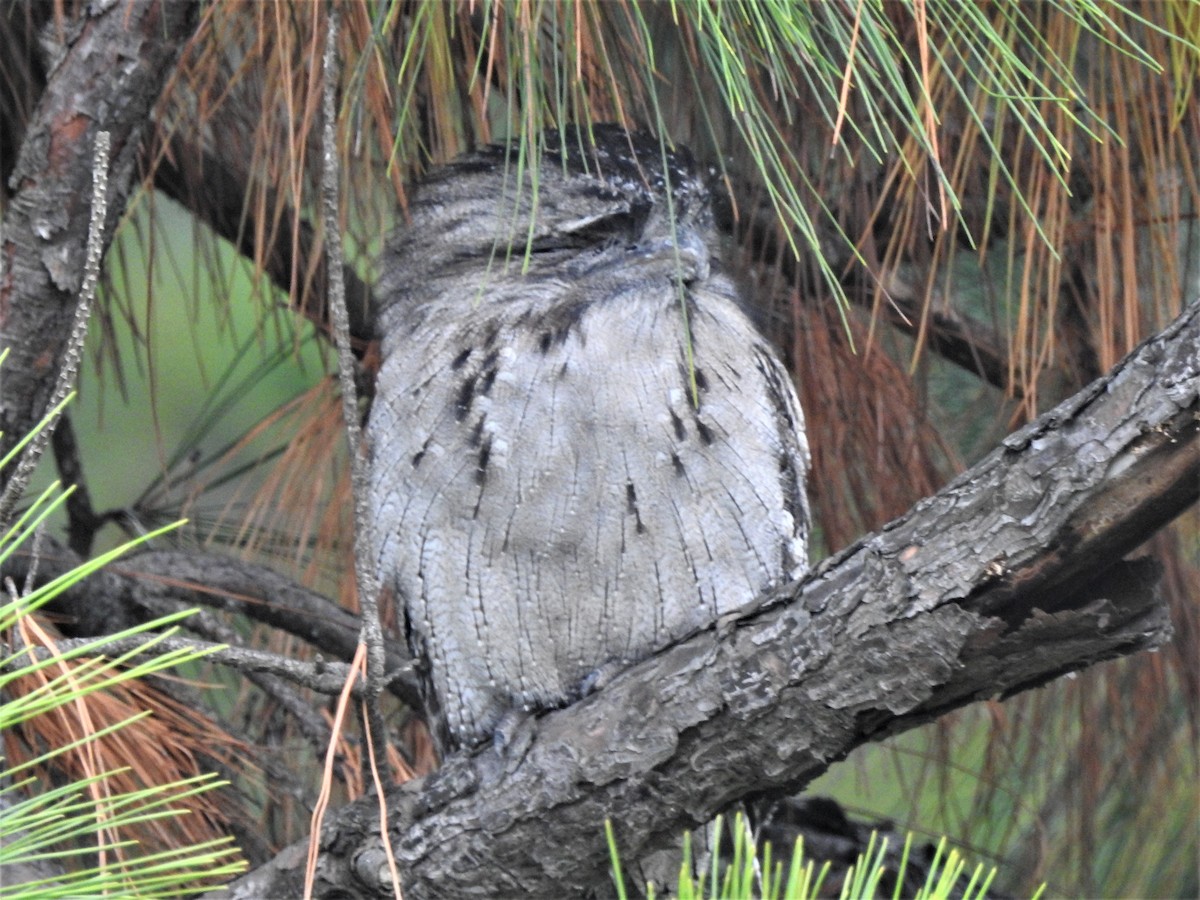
[{"left": 551, "top": 198, "right": 652, "bottom": 246}]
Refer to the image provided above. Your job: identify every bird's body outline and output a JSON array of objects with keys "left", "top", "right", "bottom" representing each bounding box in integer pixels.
[{"left": 367, "top": 127, "right": 810, "bottom": 750}]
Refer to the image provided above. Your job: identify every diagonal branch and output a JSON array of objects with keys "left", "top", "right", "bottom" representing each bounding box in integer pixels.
[
  {"left": 221, "top": 298, "right": 1197, "bottom": 898},
  {"left": 147, "top": 132, "right": 377, "bottom": 349},
  {"left": 717, "top": 186, "right": 1016, "bottom": 394}
]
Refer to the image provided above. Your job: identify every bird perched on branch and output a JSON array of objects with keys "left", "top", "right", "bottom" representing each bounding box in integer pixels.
[{"left": 367, "top": 126, "right": 810, "bottom": 751}]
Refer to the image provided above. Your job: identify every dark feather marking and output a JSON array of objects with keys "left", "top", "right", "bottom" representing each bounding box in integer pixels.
[
  {"left": 410, "top": 370, "right": 439, "bottom": 398},
  {"left": 756, "top": 347, "right": 797, "bottom": 432},
  {"left": 670, "top": 451, "right": 685, "bottom": 477},
  {"left": 670, "top": 410, "right": 686, "bottom": 441},
  {"left": 455, "top": 374, "right": 478, "bottom": 421},
  {"left": 412, "top": 434, "right": 434, "bottom": 468},
  {"left": 450, "top": 346, "right": 473, "bottom": 370},
  {"left": 678, "top": 359, "right": 707, "bottom": 411},
  {"left": 757, "top": 348, "right": 805, "bottom": 534},
  {"left": 695, "top": 418, "right": 715, "bottom": 446},
  {"left": 781, "top": 541, "right": 797, "bottom": 578},
  {"left": 533, "top": 296, "right": 591, "bottom": 350},
  {"left": 476, "top": 437, "right": 492, "bottom": 488},
  {"left": 468, "top": 417, "right": 486, "bottom": 448},
  {"left": 478, "top": 367, "right": 498, "bottom": 396},
  {"left": 626, "top": 481, "right": 646, "bottom": 534}
]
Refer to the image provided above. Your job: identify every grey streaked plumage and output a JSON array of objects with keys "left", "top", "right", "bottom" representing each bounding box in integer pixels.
[{"left": 367, "top": 127, "right": 810, "bottom": 750}]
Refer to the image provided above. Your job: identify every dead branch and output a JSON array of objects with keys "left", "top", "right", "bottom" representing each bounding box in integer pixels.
[{"left": 220, "top": 297, "right": 1197, "bottom": 899}]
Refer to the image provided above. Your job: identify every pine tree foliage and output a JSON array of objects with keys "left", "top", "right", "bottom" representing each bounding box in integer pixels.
[{"left": 0, "top": 1, "right": 1196, "bottom": 895}]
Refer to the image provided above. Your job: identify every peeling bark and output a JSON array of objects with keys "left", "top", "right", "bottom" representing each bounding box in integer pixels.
[
  {"left": 0, "top": 0, "right": 200, "bottom": 462},
  {"left": 220, "top": 301, "right": 1197, "bottom": 898}
]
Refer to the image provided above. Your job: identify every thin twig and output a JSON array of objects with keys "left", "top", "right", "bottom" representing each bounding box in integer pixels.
[
  {"left": 319, "top": 3, "right": 390, "bottom": 773},
  {"left": 0, "top": 539, "right": 420, "bottom": 703},
  {"left": 0, "top": 632, "right": 360, "bottom": 698},
  {"left": 0, "top": 132, "right": 110, "bottom": 532},
  {"left": 130, "top": 589, "right": 334, "bottom": 749}
]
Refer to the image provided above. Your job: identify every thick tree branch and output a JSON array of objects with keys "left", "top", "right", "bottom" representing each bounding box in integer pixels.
[
  {"left": 115, "top": 549, "right": 413, "bottom": 682},
  {"left": 0, "top": 0, "right": 201, "bottom": 462},
  {"left": 0, "top": 130, "right": 109, "bottom": 532},
  {"left": 221, "top": 298, "right": 1197, "bottom": 899}
]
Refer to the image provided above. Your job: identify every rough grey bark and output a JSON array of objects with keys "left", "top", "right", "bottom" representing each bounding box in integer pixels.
[
  {"left": 0, "top": 0, "right": 200, "bottom": 463},
  {"left": 220, "top": 299, "right": 1198, "bottom": 899}
]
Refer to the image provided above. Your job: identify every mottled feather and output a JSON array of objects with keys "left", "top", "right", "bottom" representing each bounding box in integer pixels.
[{"left": 367, "top": 128, "right": 811, "bottom": 749}]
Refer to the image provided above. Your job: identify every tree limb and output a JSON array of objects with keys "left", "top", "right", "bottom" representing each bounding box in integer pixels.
[
  {"left": 147, "top": 133, "right": 378, "bottom": 350},
  {"left": 0, "top": 130, "right": 109, "bottom": 532},
  {"left": 716, "top": 185, "right": 1016, "bottom": 394},
  {"left": 0, "top": 543, "right": 420, "bottom": 708},
  {"left": 0, "top": 0, "right": 201, "bottom": 462},
  {"left": 9, "top": 632, "right": 366, "bottom": 699},
  {"left": 220, "top": 298, "right": 1197, "bottom": 899}
]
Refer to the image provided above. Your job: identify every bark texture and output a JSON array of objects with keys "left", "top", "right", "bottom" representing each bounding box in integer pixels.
[
  {"left": 220, "top": 300, "right": 1198, "bottom": 898},
  {"left": 0, "top": 0, "right": 200, "bottom": 461}
]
